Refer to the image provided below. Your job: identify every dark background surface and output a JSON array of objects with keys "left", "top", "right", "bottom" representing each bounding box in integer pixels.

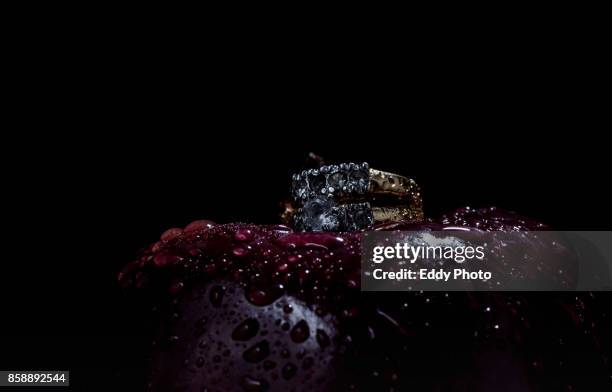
[{"left": 2, "top": 41, "right": 611, "bottom": 389}]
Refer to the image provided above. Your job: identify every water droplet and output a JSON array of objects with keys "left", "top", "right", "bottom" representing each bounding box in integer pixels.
[
  {"left": 168, "top": 280, "right": 184, "bottom": 295},
  {"left": 287, "top": 254, "right": 300, "bottom": 263},
  {"left": 233, "top": 246, "right": 248, "bottom": 257},
  {"left": 151, "top": 241, "right": 163, "bottom": 253},
  {"left": 209, "top": 286, "right": 225, "bottom": 307},
  {"left": 246, "top": 284, "right": 284, "bottom": 306},
  {"left": 316, "top": 329, "right": 330, "bottom": 348},
  {"left": 302, "top": 357, "right": 314, "bottom": 369},
  {"left": 169, "top": 312, "right": 179, "bottom": 323},
  {"left": 240, "top": 375, "right": 268, "bottom": 392},
  {"left": 161, "top": 227, "right": 183, "bottom": 242},
  {"left": 367, "top": 326, "right": 376, "bottom": 341},
  {"left": 342, "top": 306, "right": 359, "bottom": 318},
  {"left": 243, "top": 340, "right": 270, "bottom": 363},
  {"left": 290, "top": 320, "right": 310, "bottom": 343},
  {"left": 234, "top": 229, "right": 253, "bottom": 242},
  {"left": 194, "top": 317, "right": 208, "bottom": 336},
  {"left": 196, "top": 356, "right": 205, "bottom": 367},
  {"left": 282, "top": 362, "right": 297, "bottom": 380},
  {"left": 168, "top": 335, "right": 179, "bottom": 344},
  {"left": 183, "top": 219, "right": 215, "bottom": 232},
  {"left": 232, "top": 318, "right": 260, "bottom": 341},
  {"left": 153, "top": 252, "right": 182, "bottom": 267},
  {"left": 283, "top": 304, "right": 293, "bottom": 314},
  {"left": 263, "top": 360, "right": 276, "bottom": 370}
]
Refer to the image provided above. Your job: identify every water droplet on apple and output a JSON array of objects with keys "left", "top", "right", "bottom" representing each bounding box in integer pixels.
[
  {"left": 243, "top": 340, "right": 270, "bottom": 363},
  {"left": 232, "top": 318, "right": 259, "bottom": 341},
  {"left": 282, "top": 362, "right": 297, "bottom": 380},
  {"left": 290, "top": 320, "right": 310, "bottom": 343},
  {"left": 209, "top": 285, "right": 225, "bottom": 307}
]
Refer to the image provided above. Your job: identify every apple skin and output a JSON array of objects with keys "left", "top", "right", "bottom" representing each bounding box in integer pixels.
[
  {"left": 148, "top": 280, "right": 337, "bottom": 392},
  {"left": 119, "top": 207, "right": 612, "bottom": 391}
]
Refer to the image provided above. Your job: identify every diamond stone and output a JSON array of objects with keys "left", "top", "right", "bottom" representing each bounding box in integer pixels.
[
  {"left": 300, "top": 197, "right": 339, "bottom": 232},
  {"left": 309, "top": 173, "right": 326, "bottom": 193},
  {"left": 295, "top": 177, "right": 308, "bottom": 198},
  {"left": 328, "top": 172, "right": 346, "bottom": 190},
  {"left": 349, "top": 168, "right": 368, "bottom": 183}
]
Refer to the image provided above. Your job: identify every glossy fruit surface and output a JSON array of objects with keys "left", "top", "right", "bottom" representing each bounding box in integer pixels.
[{"left": 119, "top": 207, "right": 612, "bottom": 391}]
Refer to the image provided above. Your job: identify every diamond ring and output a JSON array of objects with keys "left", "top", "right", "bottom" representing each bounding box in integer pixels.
[
  {"left": 291, "top": 163, "right": 421, "bottom": 204},
  {"left": 289, "top": 162, "right": 424, "bottom": 231}
]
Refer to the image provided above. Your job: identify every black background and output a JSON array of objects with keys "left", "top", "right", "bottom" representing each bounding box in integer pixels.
[{"left": 2, "top": 41, "right": 610, "bottom": 389}]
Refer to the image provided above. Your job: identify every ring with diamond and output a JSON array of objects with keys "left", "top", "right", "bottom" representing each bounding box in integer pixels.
[
  {"left": 288, "top": 162, "right": 424, "bottom": 232},
  {"left": 291, "top": 163, "right": 422, "bottom": 206}
]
